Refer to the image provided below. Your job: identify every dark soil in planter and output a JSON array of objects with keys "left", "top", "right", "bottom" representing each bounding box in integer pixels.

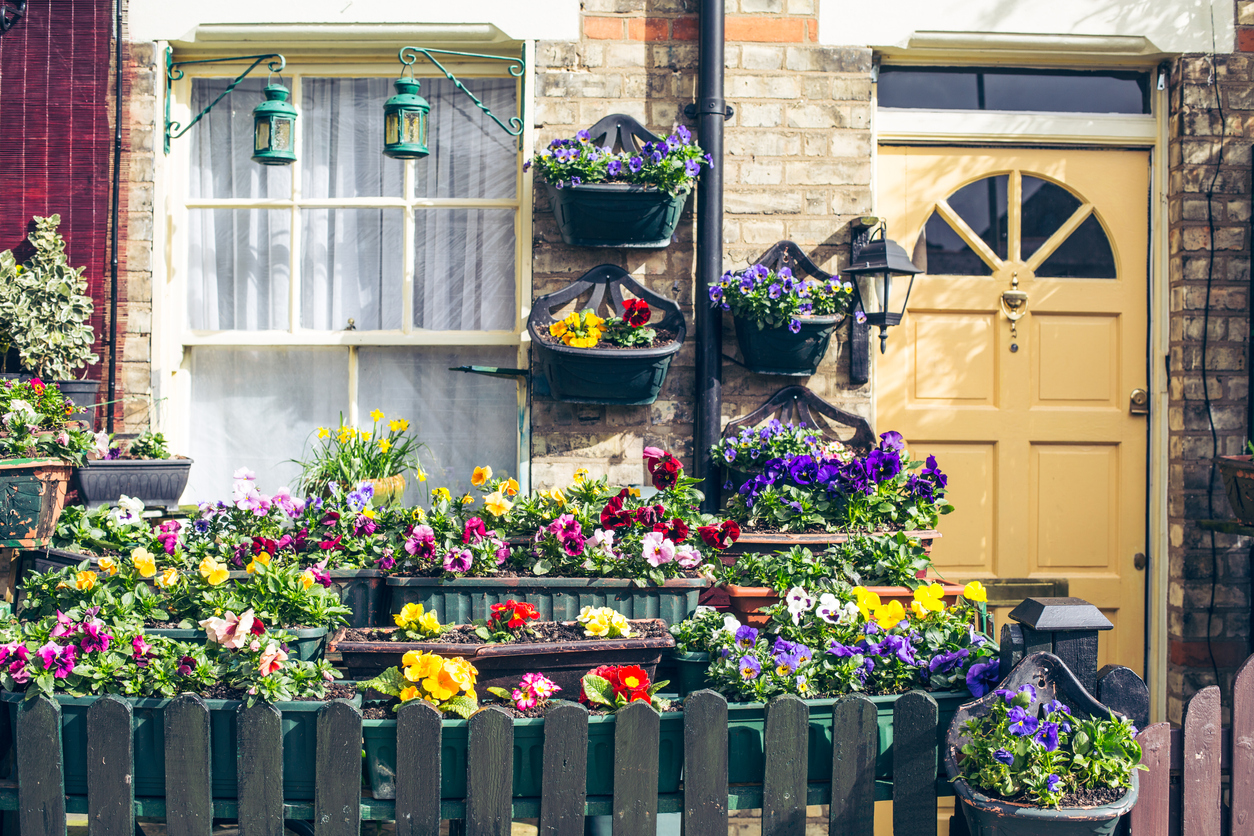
[
  {"left": 537, "top": 328, "right": 678, "bottom": 351},
  {"left": 976, "top": 785, "right": 1127, "bottom": 809},
  {"left": 341, "top": 619, "right": 670, "bottom": 645},
  {"left": 199, "top": 682, "right": 357, "bottom": 701}
]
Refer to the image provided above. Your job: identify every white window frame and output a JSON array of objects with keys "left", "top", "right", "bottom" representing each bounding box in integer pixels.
[{"left": 152, "top": 43, "right": 536, "bottom": 489}]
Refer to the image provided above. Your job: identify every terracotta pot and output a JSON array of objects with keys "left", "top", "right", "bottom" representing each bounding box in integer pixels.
[
  {"left": 363, "top": 473, "right": 406, "bottom": 506},
  {"left": 1216, "top": 455, "right": 1254, "bottom": 525},
  {"left": 720, "top": 529, "right": 941, "bottom": 558},
  {"left": 329, "top": 619, "right": 675, "bottom": 695},
  {"left": 722, "top": 579, "right": 965, "bottom": 627}
]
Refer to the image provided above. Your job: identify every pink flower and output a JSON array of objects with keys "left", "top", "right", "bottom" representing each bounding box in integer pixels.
[
  {"left": 132, "top": 635, "right": 152, "bottom": 657},
  {"left": 641, "top": 531, "right": 675, "bottom": 567},
  {"left": 404, "top": 524, "right": 436, "bottom": 558},
  {"left": 463, "top": 517, "right": 487, "bottom": 544},
  {"left": 443, "top": 549, "right": 473, "bottom": 573},
  {"left": 50, "top": 611, "right": 75, "bottom": 638},
  {"left": 55, "top": 645, "right": 76, "bottom": 678},
  {"left": 675, "top": 545, "right": 703, "bottom": 569},
  {"left": 354, "top": 514, "right": 378, "bottom": 536},
  {"left": 258, "top": 643, "right": 288, "bottom": 676},
  {"left": 7, "top": 658, "right": 29, "bottom": 684},
  {"left": 511, "top": 672, "right": 560, "bottom": 711},
  {"left": 199, "top": 609, "right": 257, "bottom": 649},
  {"left": 55, "top": 431, "right": 68, "bottom": 446},
  {"left": 495, "top": 542, "right": 511, "bottom": 565},
  {"left": 35, "top": 641, "right": 61, "bottom": 671},
  {"left": 0, "top": 641, "right": 26, "bottom": 666},
  {"left": 79, "top": 621, "right": 111, "bottom": 654}
]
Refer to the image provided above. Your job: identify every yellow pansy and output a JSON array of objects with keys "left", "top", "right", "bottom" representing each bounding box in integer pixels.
[
  {"left": 484, "top": 491, "right": 512, "bottom": 517},
  {"left": 548, "top": 487, "right": 566, "bottom": 506},
  {"left": 300, "top": 571, "right": 315, "bottom": 590},
  {"left": 370, "top": 409, "right": 384, "bottom": 423},
  {"left": 627, "top": 487, "right": 640, "bottom": 498},
  {"left": 873, "top": 600, "right": 907, "bottom": 630},
  {"left": 912, "top": 583, "right": 946, "bottom": 614},
  {"left": 75, "top": 570, "right": 97, "bottom": 591},
  {"left": 910, "top": 601, "right": 929, "bottom": 619},
  {"left": 549, "top": 321, "right": 569, "bottom": 338},
  {"left": 432, "top": 487, "right": 451, "bottom": 503},
  {"left": 389, "top": 418, "right": 409, "bottom": 432},
  {"left": 562, "top": 312, "right": 582, "bottom": 329},
  {"left": 198, "top": 555, "right": 218, "bottom": 579},
  {"left": 208, "top": 566, "right": 229, "bottom": 586},
  {"left": 246, "top": 559, "right": 265, "bottom": 575},
  {"left": 573, "top": 468, "right": 589, "bottom": 484},
  {"left": 471, "top": 466, "right": 493, "bottom": 487},
  {"left": 461, "top": 494, "right": 474, "bottom": 505},
  {"left": 399, "top": 685, "right": 420, "bottom": 703},
  {"left": 567, "top": 333, "right": 601, "bottom": 348},
  {"left": 504, "top": 478, "right": 519, "bottom": 496},
  {"left": 98, "top": 557, "right": 117, "bottom": 576},
  {"left": 418, "top": 611, "right": 442, "bottom": 634},
  {"left": 254, "top": 551, "right": 272, "bottom": 567},
  {"left": 395, "top": 602, "right": 425, "bottom": 628},
  {"left": 379, "top": 438, "right": 392, "bottom": 453},
  {"left": 852, "top": 586, "right": 881, "bottom": 621},
  {"left": 363, "top": 508, "right": 377, "bottom": 519},
  {"left": 584, "top": 312, "right": 606, "bottom": 330},
  {"left": 56, "top": 581, "right": 70, "bottom": 590},
  {"left": 317, "top": 427, "right": 330, "bottom": 440},
  {"left": 411, "top": 506, "right": 427, "bottom": 520},
  {"left": 132, "top": 548, "right": 157, "bottom": 579},
  {"left": 963, "top": 581, "right": 988, "bottom": 604},
  {"left": 156, "top": 568, "right": 180, "bottom": 589}
]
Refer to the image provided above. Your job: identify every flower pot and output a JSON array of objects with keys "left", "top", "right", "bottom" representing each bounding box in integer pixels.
[
  {"left": 74, "top": 458, "right": 193, "bottom": 513},
  {"left": 732, "top": 314, "right": 843, "bottom": 376},
  {"left": 0, "top": 458, "right": 72, "bottom": 548},
  {"left": 362, "top": 708, "right": 685, "bottom": 800},
  {"left": 363, "top": 473, "right": 406, "bottom": 506},
  {"left": 721, "top": 580, "right": 963, "bottom": 627},
  {"left": 657, "top": 649, "right": 713, "bottom": 698},
  {"left": 386, "top": 575, "right": 706, "bottom": 627},
  {"left": 547, "top": 183, "right": 688, "bottom": 248},
  {"left": 329, "top": 622, "right": 674, "bottom": 693},
  {"left": 327, "top": 568, "right": 389, "bottom": 628},
  {"left": 950, "top": 775, "right": 1137, "bottom": 836},
  {"left": 143, "top": 626, "right": 328, "bottom": 662},
  {"left": 1, "top": 690, "right": 360, "bottom": 801},
  {"left": 723, "top": 465, "right": 758, "bottom": 494},
  {"left": 54, "top": 379, "right": 101, "bottom": 431},
  {"left": 719, "top": 529, "right": 941, "bottom": 558},
  {"left": 1217, "top": 455, "right": 1254, "bottom": 525}
]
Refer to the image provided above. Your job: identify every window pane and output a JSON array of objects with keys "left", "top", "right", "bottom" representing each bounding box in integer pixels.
[
  {"left": 924, "top": 175, "right": 1008, "bottom": 275},
  {"left": 1020, "top": 176, "right": 1083, "bottom": 264},
  {"left": 301, "top": 78, "right": 404, "bottom": 199},
  {"left": 189, "top": 78, "right": 291, "bottom": 199},
  {"left": 878, "top": 67, "right": 1150, "bottom": 114},
  {"left": 923, "top": 211, "right": 993, "bottom": 276},
  {"left": 1035, "top": 215, "right": 1117, "bottom": 279},
  {"left": 301, "top": 209, "right": 404, "bottom": 330},
  {"left": 357, "top": 346, "right": 518, "bottom": 503},
  {"left": 413, "top": 77, "right": 518, "bottom": 200},
  {"left": 414, "top": 209, "right": 516, "bottom": 330},
  {"left": 187, "top": 209, "right": 290, "bottom": 330},
  {"left": 187, "top": 347, "right": 350, "bottom": 502}
]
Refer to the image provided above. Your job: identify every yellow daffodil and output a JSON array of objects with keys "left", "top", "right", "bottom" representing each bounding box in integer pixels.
[
  {"left": 432, "top": 487, "right": 451, "bottom": 503},
  {"left": 317, "top": 427, "right": 330, "bottom": 440},
  {"left": 461, "top": 494, "right": 474, "bottom": 505},
  {"left": 156, "top": 568, "right": 179, "bottom": 589},
  {"left": 337, "top": 427, "right": 353, "bottom": 444},
  {"left": 399, "top": 685, "right": 420, "bottom": 702},
  {"left": 873, "top": 600, "right": 907, "bottom": 630},
  {"left": 361, "top": 431, "right": 371, "bottom": 441},
  {"left": 912, "top": 583, "right": 946, "bottom": 614},
  {"left": 98, "top": 557, "right": 117, "bottom": 576},
  {"left": 389, "top": 418, "right": 409, "bottom": 432},
  {"left": 416, "top": 467, "right": 428, "bottom": 483},
  {"left": 504, "top": 477, "right": 519, "bottom": 496},
  {"left": 963, "top": 580, "right": 988, "bottom": 603},
  {"left": 132, "top": 548, "right": 157, "bottom": 579},
  {"left": 484, "top": 491, "right": 512, "bottom": 516},
  {"left": 300, "top": 571, "right": 315, "bottom": 590},
  {"left": 75, "top": 570, "right": 97, "bottom": 591},
  {"left": 395, "top": 602, "right": 425, "bottom": 628},
  {"left": 471, "top": 466, "right": 493, "bottom": 487},
  {"left": 379, "top": 438, "right": 392, "bottom": 453},
  {"left": 370, "top": 409, "right": 384, "bottom": 423},
  {"left": 573, "top": 468, "right": 589, "bottom": 484}
]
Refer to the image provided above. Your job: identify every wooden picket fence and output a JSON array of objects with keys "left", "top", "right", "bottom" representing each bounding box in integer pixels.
[
  {"left": 0, "top": 689, "right": 949, "bottom": 836},
  {"left": 1129, "top": 655, "right": 1254, "bottom": 836}
]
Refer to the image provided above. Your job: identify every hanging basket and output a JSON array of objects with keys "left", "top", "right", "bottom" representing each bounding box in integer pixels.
[
  {"left": 733, "top": 314, "right": 843, "bottom": 375},
  {"left": 1216, "top": 455, "right": 1254, "bottom": 525},
  {"left": 529, "top": 264, "right": 686, "bottom": 405},
  {"left": 547, "top": 183, "right": 688, "bottom": 248}
]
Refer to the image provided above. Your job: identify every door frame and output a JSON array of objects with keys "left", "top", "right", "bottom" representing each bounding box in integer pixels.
[{"left": 871, "top": 60, "right": 1170, "bottom": 722}]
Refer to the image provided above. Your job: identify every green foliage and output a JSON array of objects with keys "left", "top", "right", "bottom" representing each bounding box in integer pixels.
[
  {"left": 127, "top": 431, "right": 171, "bottom": 460},
  {"left": 0, "top": 379, "right": 92, "bottom": 464},
  {"left": 530, "top": 126, "right": 708, "bottom": 196},
  {"left": 712, "top": 264, "right": 854, "bottom": 330},
  {"left": 714, "top": 535, "right": 932, "bottom": 593},
  {"left": 600, "top": 315, "right": 657, "bottom": 347},
  {"left": 670, "top": 607, "right": 743, "bottom": 654},
  {"left": 294, "top": 412, "right": 428, "bottom": 500},
  {"left": 0, "top": 215, "right": 99, "bottom": 380}
]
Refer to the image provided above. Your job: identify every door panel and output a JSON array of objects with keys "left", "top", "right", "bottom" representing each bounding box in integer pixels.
[{"left": 877, "top": 146, "right": 1148, "bottom": 672}]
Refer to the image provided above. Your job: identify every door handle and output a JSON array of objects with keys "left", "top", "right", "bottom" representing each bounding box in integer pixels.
[{"left": 1129, "top": 388, "right": 1149, "bottom": 416}]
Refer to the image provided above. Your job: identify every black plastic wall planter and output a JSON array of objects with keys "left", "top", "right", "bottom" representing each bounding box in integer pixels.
[
  {"left": 55, "top": 379, "right": 101, "bottom": 430},
  {"left": 548, "top": 183, "right": 688, "bottom": 248},
  {"left": 529, "top": 264, "right": 686, "bottom": 405},
  {"left": 733, "top": 314, "right": 843, "bottom": 375},
  {"left": 75, "top": 458, "right": 192, "bottom": 512}
]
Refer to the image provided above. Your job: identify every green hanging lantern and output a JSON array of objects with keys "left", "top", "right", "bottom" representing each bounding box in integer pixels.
[
  {"left": 252, "top": 83, "right": 297, "bottom": 166},
  {"left": 383, "top": 77, "right": 430, "bottom": 160}
]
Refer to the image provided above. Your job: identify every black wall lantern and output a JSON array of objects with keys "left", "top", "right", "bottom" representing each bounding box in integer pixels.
[{"left": 845, "top": 223, "right": 923, "bottom": 353}]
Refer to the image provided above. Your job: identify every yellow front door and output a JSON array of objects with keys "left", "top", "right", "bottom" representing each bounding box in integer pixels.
[{"left": 876, "top": 146, "right": 1148, "bottom": 673}]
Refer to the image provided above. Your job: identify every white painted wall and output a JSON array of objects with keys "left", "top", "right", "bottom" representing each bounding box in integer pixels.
[
  {"left": 127, "top": 0, "right": 580, "bottom": 44},
  {"left": 820, "top": 0, "right": 1235, "bottom": 55}
]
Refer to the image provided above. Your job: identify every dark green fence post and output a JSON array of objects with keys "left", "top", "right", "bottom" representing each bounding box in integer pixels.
[
  {"left": 315, "top": 700, "right": 363, "bottom": 836},
  {"left": 238, "top": 701, "right": 284, "bottom": 836},
  {"left": 613, "top": 700, "right": 659, "bottom": 836},
  {"left": 87, "top": 695, "right": 134, "bottom": 836},
  {"left": 892, "top": 691, "right": 938, "bottom": 836},
  {"left": 540, "top": 701, "right": 588, "bottom": 836},
  {"left": 467, "top": 706, "right": 513, "bottom": 836},
  {"left": 830, "top": 695, "right": 875, "bottom": 836},
  {"left": 683, "top": 690, "right": 728, "bottom": 836},
  {"left": 164, "top": 694, "right": 213, "bottom": 836},
  {"left": 762, "top": 694, "right": 808, "bottom": 836},
  {"left": 395, "top": 700, "right": 443, "bottom": 836},
  {"left": 16, "top": 694, "right": 65, "bottom": 836}
]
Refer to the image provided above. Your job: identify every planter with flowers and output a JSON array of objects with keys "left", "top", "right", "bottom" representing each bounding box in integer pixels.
[
  {"left": 0, "top": 379, "right": 91, "bottom": 548},
  {"left": 712, "top": 262, "right": 854, "bottom": 376},
  {"left": 386, "top": 450, "right": 736, "bottom": 626},
  {"left": 0, "top": 609, "right": 349, "bottom": 801},
  {"left": 361, "top": 661, "right": 684, "bottom": 801},
  {"left": 945, "top": 653, "right": 1143, "bottom": 836},
  {"left": 76, "top": 430, "right": 193, "bottom": 512},
  {"left": 714, "top": 417, "right": 859, "bottom": 495},
  {"left": 294, "top": 410, "right": 427, "bottom": 506},
  {"left": 331, "top": 600, "right": 674, "bottom": 690},
  {"left": 529, "top": 265, "right": 685, "bottom": 405},
  {"left": 532, "top": 115, "right": 708, "bottom": 247}
]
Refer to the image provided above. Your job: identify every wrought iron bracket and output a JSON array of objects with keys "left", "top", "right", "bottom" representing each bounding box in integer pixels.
[
  {"left": 0, "top": 0, "right": 25, "bottom": 36},
  {"left": 164, "top": 49, "right": 286, "bottom": 155},
  {"left": 448, "top": 366, "right": 530, "bottom": 381},
  {"left": 398, "top": 46, "right": 525, "bottom": 147}
]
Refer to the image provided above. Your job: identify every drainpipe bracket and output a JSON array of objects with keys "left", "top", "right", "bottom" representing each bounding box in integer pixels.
[{"left": 684, "top": 101, "right": 734, "bottom": 121}]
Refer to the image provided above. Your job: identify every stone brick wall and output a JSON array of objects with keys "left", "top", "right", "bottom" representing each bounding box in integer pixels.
[
  {"left": 531, "top": 2, "right": 873, "bottom": 489},
  {"left": 1166, "top": 48, "right": 1254, "bottom": 724}
]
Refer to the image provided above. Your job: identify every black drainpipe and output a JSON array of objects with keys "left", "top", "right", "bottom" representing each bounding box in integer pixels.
[
  {"left": 105, "top": 0, "right": 124, "bottom": 433},
  {"left": 693, "top": 0, "right": 724, "bottom": 512}
]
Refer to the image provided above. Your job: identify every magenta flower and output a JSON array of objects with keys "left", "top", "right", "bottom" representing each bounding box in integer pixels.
[
  {"left": 35, "top": 641, "right": 61, "bottom": 671},
  {"left": 79, "top": 621, "right": 111, "bottom": 654},
  {"left": 53, "top": 645, "right": 76, "bottom": 679},
  {"left": 354, "top": 514, "right": 378, "bottom": 536},
  {"left": 51, "top": 610, "right": 75, "bottom": 638},
  {"left": 463, "top": 517, "right": 488, "bottom": 544},
  {"left": 404, "top": 524, "right": 436, "bottom": 559},
  {"left": 443, "top": 549, "right": 473, "bottom": 573},
  {"left": 8, "top": 658, "right": 30, "bottom": 684}
]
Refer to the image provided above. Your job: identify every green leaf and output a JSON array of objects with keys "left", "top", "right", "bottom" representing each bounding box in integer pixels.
[
  {"left": 580, "top": 674, "right": 615, "bottom": 707},
  {"left": 359, "top": 666, "right": 408, "bottom": 698},
  {"left": 533, "top": 559, "right": 552, "bottom": 576},
  {"left": 486, "top": 687, "right": 513, "bottom": 702},
  {"left": 442, "top": 694, "right": 478, "bottom": 719}
]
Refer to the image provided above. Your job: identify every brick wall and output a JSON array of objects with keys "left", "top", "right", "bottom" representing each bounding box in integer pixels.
[
  {"left": 531, "top": 2, "right": 872, "bottom": 489},
  {"left": 1166, "top": 46, "right": 1254, "bottom": 723}
]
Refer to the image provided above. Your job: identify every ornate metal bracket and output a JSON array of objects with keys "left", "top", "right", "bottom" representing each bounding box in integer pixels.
[
  {"left": 848, "top": 217, "right": 880, "bottom": 385},
  {"left": 164, "top": 49, "right": 286, "bottom": 154},
  {"left": 0, "top": 0, "right": 26, "bottom": 35},
  {"left": 397, "top": 46, "right": 525, "bottom": 146}
]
